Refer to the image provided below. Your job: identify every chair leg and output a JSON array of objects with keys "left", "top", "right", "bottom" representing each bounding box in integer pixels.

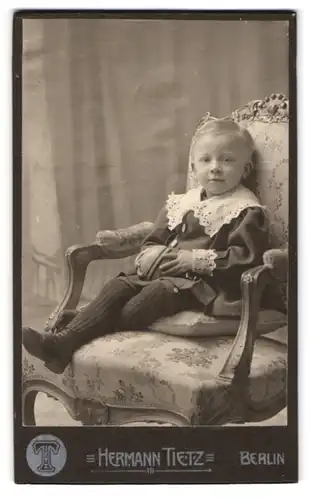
[
  {"left": 23, "top": 389, "right": 38, "bottom": 425},
  {"left": 22, "top": 381, "right": 83, "bottom": 426}
]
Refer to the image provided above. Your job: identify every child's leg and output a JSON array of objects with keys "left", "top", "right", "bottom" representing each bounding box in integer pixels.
[
  {"left": 63, "top": 276, "right": 137, "bottom": 335},
  {"left": 22, "top": 277, "right": 139, "bottom": 372},
  {"left": 120, "top": 280, "right": 189, "bottom": 330}
]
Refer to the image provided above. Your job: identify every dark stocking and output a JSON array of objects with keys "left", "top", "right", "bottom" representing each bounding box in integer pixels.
[{"left": 120, "top": 280, "right": 189, "bottom": 330}]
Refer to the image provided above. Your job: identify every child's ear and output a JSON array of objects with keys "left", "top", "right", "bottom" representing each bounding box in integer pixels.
[
  {"left": 242, "top": 162, "right": 252, "bottom": 179},
  {"left": 191, "top": 162, "right": 195, "bottom": 171}
]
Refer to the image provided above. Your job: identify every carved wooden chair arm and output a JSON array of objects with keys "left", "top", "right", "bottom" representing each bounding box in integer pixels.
[
  {"left": 263, "top": 248, "right": 288, "bottom": 282},
  {"left": 46, "top": 222, "right": 154, "bottom": 331},
  {"left": 218, "top": 264, "right": 279, "bottom": 404},
  {"left": 45, "top": 243, "right": 105, "bottom": 331},
  {"left": 219, "top": 248, "right": 288, "bottom": 385}
]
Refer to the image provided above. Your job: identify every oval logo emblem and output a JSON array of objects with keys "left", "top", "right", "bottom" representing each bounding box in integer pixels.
[{"left": 26, "top": 434, "right": 67, "bottom": 477}]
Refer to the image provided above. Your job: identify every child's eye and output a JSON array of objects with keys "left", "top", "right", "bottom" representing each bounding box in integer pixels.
[
  {"left": 201, "top": 156, "right": 211, "bottom": 163},
  {"left": 223, "top": 157, "right": 234, "bottom": 163}
]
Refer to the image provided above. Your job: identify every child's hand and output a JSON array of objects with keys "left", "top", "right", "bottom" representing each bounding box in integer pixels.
[{"left": 159, "top": 250, "right": 193, "bottom": 276}]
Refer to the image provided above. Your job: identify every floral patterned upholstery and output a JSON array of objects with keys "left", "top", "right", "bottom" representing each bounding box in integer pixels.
[
  {"left": 150, "top": 309, "right": 286, "bottom": 337},
  {"left": 239, "top": 121, "right": 288, "bottom": 248},
  {"left": 23, "top": 326, "right": 286, "bottom": 425}
]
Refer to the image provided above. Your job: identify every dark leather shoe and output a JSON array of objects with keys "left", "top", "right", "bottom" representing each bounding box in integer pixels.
[{"left": 22, "top": 327, "right": 71, "bottom": 374}]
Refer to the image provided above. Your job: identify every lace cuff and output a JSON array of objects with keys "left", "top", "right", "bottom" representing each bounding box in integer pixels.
[{"left": 192, "top": 249, "right": 218, "bottom": 275}]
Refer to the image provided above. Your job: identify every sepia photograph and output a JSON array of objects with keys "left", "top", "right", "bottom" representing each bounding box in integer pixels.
[{"left": 20, "top": 15, "right": 290, "bottom": 429}]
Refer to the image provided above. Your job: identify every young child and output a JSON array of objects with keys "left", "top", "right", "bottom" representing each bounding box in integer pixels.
[{"left": 22, "top": 118, "right": 270, "bottom": 374}]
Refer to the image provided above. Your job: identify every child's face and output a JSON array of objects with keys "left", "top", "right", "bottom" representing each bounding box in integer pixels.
[{"left": 192, "top": 133, "right": 252, "bottom": 196}]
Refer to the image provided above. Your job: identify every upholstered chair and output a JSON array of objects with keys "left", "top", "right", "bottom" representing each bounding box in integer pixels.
[{"left": 22, "top": 93, "right": 289, "bottom": 426}]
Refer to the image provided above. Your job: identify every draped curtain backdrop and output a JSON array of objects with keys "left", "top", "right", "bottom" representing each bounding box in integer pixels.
[{"left": 22, "top": 18, "right": 289, "bottom": 309}]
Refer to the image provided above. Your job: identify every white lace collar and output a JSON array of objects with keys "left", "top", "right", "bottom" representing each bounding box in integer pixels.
[{"left": 165, "top": 184, "right": 265, "bottom": 237}]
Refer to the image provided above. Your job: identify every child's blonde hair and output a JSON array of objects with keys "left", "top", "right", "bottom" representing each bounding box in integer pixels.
[{"left": 191, "top": 119, "right": 257, "bottom": 171}]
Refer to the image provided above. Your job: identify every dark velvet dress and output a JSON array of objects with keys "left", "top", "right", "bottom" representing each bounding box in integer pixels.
[{"left": 119, "top": 188, "right": 270, "bottom": 317}]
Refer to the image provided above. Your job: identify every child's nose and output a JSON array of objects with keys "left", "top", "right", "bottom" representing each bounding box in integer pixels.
[{"left": 210, "top": 160, "right": 222, "bottom": 173}]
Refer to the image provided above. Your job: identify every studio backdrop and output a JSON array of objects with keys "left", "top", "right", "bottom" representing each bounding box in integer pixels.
[{"left": 22, "top": 18, "right": 289, "bottom": 309}]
